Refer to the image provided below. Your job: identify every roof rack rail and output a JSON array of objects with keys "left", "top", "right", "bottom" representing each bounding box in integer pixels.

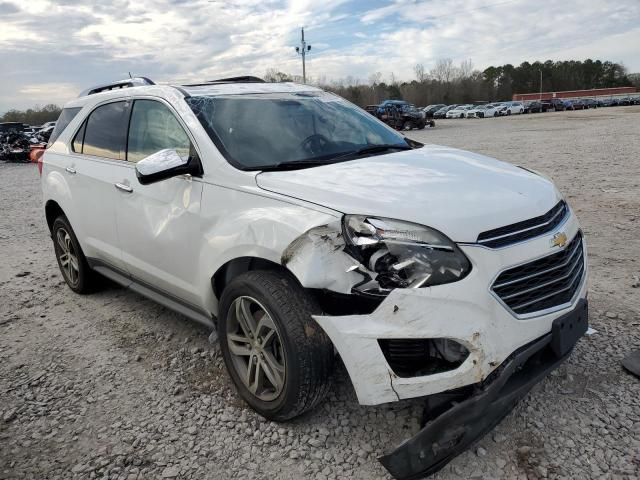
[
  {"left": 181, "top": 76, "right": 265, "bottom": 87},
  {"left": 79, "top": 77, "right": 155, "bottom": 97}
]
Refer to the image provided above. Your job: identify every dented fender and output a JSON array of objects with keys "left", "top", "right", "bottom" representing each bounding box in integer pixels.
[{"left": 281, "top": 222, "right": 374, "bottom": 294}]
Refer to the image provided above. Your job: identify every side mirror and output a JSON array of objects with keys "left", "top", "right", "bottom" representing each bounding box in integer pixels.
[{"left": 135, "top": 149, "right": 200, "bottom": 185}]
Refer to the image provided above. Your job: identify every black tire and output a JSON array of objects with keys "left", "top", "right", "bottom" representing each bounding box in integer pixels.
[
  {"left": 403, "top": 121, "right": 413, "bottom": 131},
  {"left": 417, "top": 121, "right": 426, "bottom": 129},
  {"left": 507, "top": 110, "right": 511, "bottom": 116},
  {"left": 218, "top": 270, "right": 334, "bottom": 421},
  {"left": 51, "top": 216, "right": 98, "bottom": 294}
]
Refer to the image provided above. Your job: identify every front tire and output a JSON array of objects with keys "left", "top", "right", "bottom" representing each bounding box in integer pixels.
[
  {"left": 218, "top": 270, "right": 334, "bottom": 421},
  {"left": 51, "top": 216, "right": 98, "bottom": 294}
]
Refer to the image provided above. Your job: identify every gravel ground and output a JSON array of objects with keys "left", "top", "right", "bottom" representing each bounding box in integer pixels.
[{"left": 1, "top": 107, "right": 639, "bottom": 480}]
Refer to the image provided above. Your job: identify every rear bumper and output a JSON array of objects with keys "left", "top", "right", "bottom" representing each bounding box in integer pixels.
[{"left": 380, "top": 299, "right": 588, "bottom": 479}]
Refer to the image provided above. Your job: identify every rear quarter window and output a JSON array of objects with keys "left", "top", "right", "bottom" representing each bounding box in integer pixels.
[{"left": 47, "top": 107, "right": 81, "bottom": 147}]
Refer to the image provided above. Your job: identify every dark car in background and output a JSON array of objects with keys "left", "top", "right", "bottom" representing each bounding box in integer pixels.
[
  {"left": 582, "top": 99, "right": 598, "bottom": 109},
  {"left": 524, "top": 101, "right": 544, "bottom": 113},
  {"left": 548, "top": 98, "right": 566, "bottom": 111},
  {"left": 433, "top": 105, "right": 458, "bottom": 119},
  {"left": 422, "top": 104, "right": 446, "bottom": 118},
  {"left": 570, "top": 99, "right": 587, "bottom": 110},
  {"left": 364, "top": 105, "right": 379, "bottom": 115}
]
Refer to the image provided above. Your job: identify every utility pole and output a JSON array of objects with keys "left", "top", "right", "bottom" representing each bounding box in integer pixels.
[
  {"left": 295, "top": 28, "right": 311, "bottom": 84},
  {"left": 539, "top": 69, "right": 543, "bottom": 101}
]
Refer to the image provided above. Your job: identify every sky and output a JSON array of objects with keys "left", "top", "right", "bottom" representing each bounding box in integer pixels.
[{"left": 1, "top": 0, "right": 639, "bottom": 113}]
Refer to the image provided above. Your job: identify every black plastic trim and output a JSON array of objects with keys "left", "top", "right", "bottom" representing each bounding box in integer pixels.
[{"left": 86, "top": 258, "right": 215, "bottom": 328}]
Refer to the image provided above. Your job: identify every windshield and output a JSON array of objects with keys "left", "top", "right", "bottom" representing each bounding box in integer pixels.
[{"left": 187, "top": 92, "right": 408, "bottom": 170}]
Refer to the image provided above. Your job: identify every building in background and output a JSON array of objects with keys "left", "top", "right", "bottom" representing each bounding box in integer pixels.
[{"left": 513, "top": 86, "right": 637, "bottom": 101}]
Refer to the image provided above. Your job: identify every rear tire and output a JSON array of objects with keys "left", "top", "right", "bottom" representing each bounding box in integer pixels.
[
  {"left": 218, "top": 270, "right": 335, "bottom": 421},
  {"left": 51, "top": 216, "right": 99, "bottom": 294}
]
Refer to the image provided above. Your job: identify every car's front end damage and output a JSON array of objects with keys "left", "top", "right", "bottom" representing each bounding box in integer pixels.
[
  {"left": 253, "top": 144, "right": 589, "bottom": 478},
  {"left": 279, "top": 194, "right": 587, "bottom": 478}
]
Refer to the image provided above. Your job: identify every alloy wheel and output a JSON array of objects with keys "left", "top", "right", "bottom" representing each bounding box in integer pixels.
[
  {"left": 226, "top": 296, "right": 286, "bottom": 402},
  {"left": 56, "top": 227, "right": 79, "bottom": 286}
]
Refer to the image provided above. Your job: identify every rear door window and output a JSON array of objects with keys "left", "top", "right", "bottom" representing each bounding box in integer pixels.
[{"left": 81, "top": 101, "right": 128, "bottom": 160}]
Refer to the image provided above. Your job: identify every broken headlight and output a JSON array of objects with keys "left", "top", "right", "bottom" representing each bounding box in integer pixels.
[{"left": 343, "top": 216, "right": 471, "bottom": 295}]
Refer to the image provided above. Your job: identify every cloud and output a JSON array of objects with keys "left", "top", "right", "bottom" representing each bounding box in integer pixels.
[{"left": 0, "top": 0, "right": 639, "bottom": 112}]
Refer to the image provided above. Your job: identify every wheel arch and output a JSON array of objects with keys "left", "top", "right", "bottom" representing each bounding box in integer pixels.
[
  {"left": 211, "top": 256, "right": 293, "bottom": 301},
  {"left": 45, "top": 200, "right": 65, "bottom": 232}
]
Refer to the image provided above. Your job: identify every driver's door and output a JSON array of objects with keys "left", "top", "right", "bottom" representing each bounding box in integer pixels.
[{"left": 114, "top": 98, "right": 204, "bottom": 306}]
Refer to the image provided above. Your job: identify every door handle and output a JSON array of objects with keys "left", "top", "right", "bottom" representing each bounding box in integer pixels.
[
  {"left": 65, "top": 166, "right": 76, "bottom": 174},
  {"left": 115, "top": 182, "right": 133, "bottom": 193}
]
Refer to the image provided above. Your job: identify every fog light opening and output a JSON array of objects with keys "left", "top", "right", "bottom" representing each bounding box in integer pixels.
[{"left": 378, "top": 338, "right": 470, "bottom": 378}]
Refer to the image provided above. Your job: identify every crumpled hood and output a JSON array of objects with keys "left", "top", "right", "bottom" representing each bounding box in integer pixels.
[{"left": 256, "top": 144, "right": 562, "bottom": 242}]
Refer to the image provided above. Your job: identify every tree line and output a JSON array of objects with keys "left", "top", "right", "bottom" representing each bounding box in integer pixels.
[
  {"left": 0, "top": 104, "right": 61, "bottom": 125},
  {"left": 3, "top": 59, "right": 635, "bottom": 122},
  {"left": 267, "top": 59, "right": 636, "bottom": 107}
]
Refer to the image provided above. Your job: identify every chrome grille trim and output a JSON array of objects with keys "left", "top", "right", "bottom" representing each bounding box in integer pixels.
[
  {"left": 491, "top": 232, "right": 585, "bottom": 316},
  {"left": 492, "top": 236, "right": 583, "bottom": 289}
]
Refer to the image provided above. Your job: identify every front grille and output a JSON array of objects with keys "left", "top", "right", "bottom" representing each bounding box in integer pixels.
[
  {"left": 477, "top": 201, "right": 568, "bottom": 248},
  {"left": 492, "top": 232, "right": 585, "bottom": 315}
]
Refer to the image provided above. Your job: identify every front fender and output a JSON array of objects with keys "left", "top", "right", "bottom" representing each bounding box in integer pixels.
[{"left": 196, "top": 185, "right": 339, "bottom": 314}]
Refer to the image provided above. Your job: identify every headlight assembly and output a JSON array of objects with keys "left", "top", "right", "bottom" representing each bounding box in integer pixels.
[{"left": 343, "top": 215, "right": 471, "bottom": 295}]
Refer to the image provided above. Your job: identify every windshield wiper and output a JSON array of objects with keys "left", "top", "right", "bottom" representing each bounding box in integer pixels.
[
  {"left": 327, "top": 143, "right": 413, "bottom": 162},
  {"left": 253, "top": 158, "right": 341, "bottom": 172},
  {"left": 252, "top": 143, "right": 413, "bottom": 172}
]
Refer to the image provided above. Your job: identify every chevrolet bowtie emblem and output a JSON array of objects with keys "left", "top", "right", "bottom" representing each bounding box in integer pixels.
[{"left": 551, "top": 231, "right": 568, "bottom": 248}]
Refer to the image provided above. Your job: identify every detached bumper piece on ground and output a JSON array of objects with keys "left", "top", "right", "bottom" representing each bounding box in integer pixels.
[{"left": 380, "top": 300, "right": 588, "bottom": 480}]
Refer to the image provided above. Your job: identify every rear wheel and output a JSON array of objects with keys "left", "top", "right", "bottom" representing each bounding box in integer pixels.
[
  {"left": 218, "top": 270, "right": 334, "bottom": 421},
  {"left": 403, "top": 121, "right": 413, "bottom": 131},
  {"left": 52, "top": 216, "right": 98, "bottom": 294}
]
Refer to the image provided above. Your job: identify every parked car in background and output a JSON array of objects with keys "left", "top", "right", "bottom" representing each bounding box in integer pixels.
[
  {"left": 618, "top": 97, "right": 633, "bottom": 106},
  {"left": 433, "top": 105, "right": 457, "bottom": 119},
  {"left": 364, "top": 105, "right": 379, "bottom": 115},
  {"left": 377, "top": 102, "right": 427, "bottom": 130},
  {"left": 490, "top": 103, "right": 509, "bottom": 116},
  {"left": 524, "top": 101, "right": 543, "bottom": 113},
  {"left": 467, "top": 104, "right": 500, "bottom": 118},
  {"left": 41, "top": 76, "right": 589, "bottom": 479},
  {"left": 446, "top": 105, "right": 473, "bottom": 118},
  {"left": 548, "top": 99, "right": 566, "bottom": 111},
  {"left": 503, "top": 101, "right": 524, "bottom": 115},
  {"left": 423, "top": 104, "right": 446, "bottom": 118},
  {"left": 573, "top": 99, "right": 589, "bottom": 110},
  {"left": 582, "top": 99, "right": 598, "bottom": 109}
]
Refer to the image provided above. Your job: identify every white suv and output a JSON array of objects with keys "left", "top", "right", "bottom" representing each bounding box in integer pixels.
[
  {"left": 41, "top": 77, "right": 588, "bottom": 479},
  {"left": 503, "top": 101, "right": 525, "bottom": 115}
]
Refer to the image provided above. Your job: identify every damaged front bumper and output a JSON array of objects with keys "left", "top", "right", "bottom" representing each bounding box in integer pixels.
[{"left": 380, "top": 299, "right": 588, "bottom": 479}]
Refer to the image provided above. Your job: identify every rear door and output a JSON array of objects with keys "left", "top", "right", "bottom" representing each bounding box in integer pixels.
[
  {"left": 114, "top": 98, "right": 204, "bottom": 306},
  {"left": 65, "top": 100, "right": 132, "bottom": 271}
]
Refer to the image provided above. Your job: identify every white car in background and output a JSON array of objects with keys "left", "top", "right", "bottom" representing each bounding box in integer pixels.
[
  {"left": 41, "top": 76, "right": 588, "bottom": 480},
  {"left": 466, "top": 104, "right": 501, "bottom": 118},
  {"left": 445, "top": 105, "right": 473, "bottom": 118},
  {"left": 502, "top": 101, "right": 525, "bottom": 115}
]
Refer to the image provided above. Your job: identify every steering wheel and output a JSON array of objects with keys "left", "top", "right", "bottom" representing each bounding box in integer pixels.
[{"left": 300, "top": 134, "right": 330, "bottom": 156}]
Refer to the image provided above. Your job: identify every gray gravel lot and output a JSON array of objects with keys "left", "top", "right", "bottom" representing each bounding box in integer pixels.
[{"left": 1, "top": 107, "right": 639, "bottom": 480}]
